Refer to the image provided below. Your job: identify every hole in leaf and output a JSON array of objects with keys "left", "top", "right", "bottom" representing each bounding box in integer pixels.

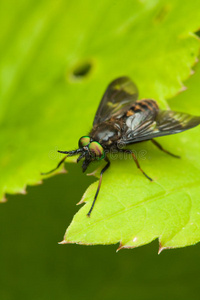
[
  {"left": 195, "top": 30, "right": 200, "bottom": 38},
  {"left": 72, "top": 61, "right": 92, "bottom": 78}
]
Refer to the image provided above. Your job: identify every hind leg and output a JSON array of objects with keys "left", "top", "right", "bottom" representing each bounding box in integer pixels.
[{"left": 151, "top": 139, "right": 180, "bottom": 159}]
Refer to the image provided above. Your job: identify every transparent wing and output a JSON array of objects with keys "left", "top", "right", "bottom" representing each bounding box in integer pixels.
[
  {"left": 121, "top": 110, "right": 200, "bottom": 144},
  {"left": 93, "top": 77, "right": 139, "bottom": 126}
]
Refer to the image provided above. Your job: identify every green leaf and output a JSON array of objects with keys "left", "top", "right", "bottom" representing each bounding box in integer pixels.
[
  {"left": 0, "top": 0, "right": 200, "bottom": 244},
  {"left": 65, "top": 61, "right": 200, "bottom": 251}
]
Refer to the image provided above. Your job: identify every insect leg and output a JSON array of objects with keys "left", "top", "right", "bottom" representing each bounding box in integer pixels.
[
  {"left": 41, "top": 155, "right": 68, "bottom": 175},
  {"left": 87, "top": 157, "right": 110, "bottom": 217},
  {"left": 122, "top": 149, "right": 153, "bottom": 182},
  {"left": 151, "top": 139, "right": 180, "bottom": 158}
]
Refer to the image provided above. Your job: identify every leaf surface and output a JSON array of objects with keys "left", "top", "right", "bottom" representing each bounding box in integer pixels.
[{"left": 65, "top": 61, "right": 200, "bottom": 250}]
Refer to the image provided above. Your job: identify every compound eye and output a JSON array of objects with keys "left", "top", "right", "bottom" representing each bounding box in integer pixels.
[
  {"left": 88, "top": 141, "right": 105, "bottom": 160},
  {"left": 79, "top": 136, "right": 90, "bottom": 148}
]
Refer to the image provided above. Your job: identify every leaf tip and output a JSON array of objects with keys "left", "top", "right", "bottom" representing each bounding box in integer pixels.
[
  {"left": 158, "top": 247, "right": 164, "bottom": 255},
  {"left": 158, "top": 241, "right": 171, "bottom": 254},
  {"left": 87, "top": 171, "right": 96, "bottom": 176},
  {"left": 87, "top": 166, "right": 100, "bottom": 177},
  {"left": 17, "top": 187, "right": 27, "bottom": 195},
  {"left": 34, "top": 180, "right": 43, "bottom": 186},
  {"left": 180, "top": 85, "right": 188, "bottom": 93},
  {"left": 77, "top": 191, "right": 87, "bottom": 205},
  {"left": 190, "top": 69, "right": 195, "bottom": 76},
  {"left": 116, "top": 240, "right": 137, "bottom": 252},
  {"left": 58, "top": 240, "right": 68, "bottom": 245},
  {"left": 1, "top": 195, "right": 7, "bottom": 203},
  {"left": 116, "top": 242, "right": 124, "bottom": 252},
  {"left": 58, "top": 167, "right": 67, "bottom": 174}
]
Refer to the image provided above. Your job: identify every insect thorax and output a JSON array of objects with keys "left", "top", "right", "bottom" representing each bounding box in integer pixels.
[{"left": 90, "top": 121, "right": 122, "bottom": 147}]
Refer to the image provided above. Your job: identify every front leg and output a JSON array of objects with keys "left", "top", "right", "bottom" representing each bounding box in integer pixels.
[{"left": 87, "top": 157, "right": 110, "bottom": 217}]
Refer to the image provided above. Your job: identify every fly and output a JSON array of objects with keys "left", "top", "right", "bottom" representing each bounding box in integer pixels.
[{"left": 42, "top": 77, "right": 200, "bottom": 216}]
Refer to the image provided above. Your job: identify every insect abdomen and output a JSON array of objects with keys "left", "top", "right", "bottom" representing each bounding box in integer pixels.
[{"left": 126, "top": 99, "right": 159, "bottom": 116}]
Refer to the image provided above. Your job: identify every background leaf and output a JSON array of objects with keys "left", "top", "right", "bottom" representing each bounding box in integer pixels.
[{"left": 1, "top": 0, "right": 200, "bottom": 203}]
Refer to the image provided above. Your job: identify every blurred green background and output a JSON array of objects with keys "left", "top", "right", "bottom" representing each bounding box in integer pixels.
[
  {"left": 1, "top": 0, "right": 200, "bottom": 298},
  {"left": 1, "top": 166, "right": 200, "bottom": 300}
]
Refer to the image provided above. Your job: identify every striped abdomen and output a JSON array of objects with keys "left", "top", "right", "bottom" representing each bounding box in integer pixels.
[{"left": 126, "top": 99, "right": 159, "bottom": 117}]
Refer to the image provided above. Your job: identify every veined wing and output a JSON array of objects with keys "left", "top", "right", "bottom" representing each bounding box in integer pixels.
[
  {"left": 93, "top": 77, "right": 139, "bottom": 126},
  {"left": 121, "top": 109, "right": 200, "bottom": 144}
]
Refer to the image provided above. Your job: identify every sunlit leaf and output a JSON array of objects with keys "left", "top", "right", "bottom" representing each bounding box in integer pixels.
[{"left": 65, "top": 61, "right": 200, "bottom": 251}]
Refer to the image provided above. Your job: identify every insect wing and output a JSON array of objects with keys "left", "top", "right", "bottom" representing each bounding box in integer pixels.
[
  {"left": 93, "top": 77, "right": 139, "bottom": 126},
  {"left": 121, "top": 110, "right": 200, "bottom": 144},
  {"left": 156, "top": 110, "right": 200, "bottom": 133}
]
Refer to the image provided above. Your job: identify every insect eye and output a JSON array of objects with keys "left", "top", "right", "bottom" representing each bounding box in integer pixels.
[
  {"left": 88, "top": 142, "right": 105, "bottom": 160},
  {"left": 79, "top": 136, "right": 91, "bottom": 148}
]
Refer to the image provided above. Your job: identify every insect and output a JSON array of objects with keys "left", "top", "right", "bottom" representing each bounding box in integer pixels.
[{"left": 42, "top": 77, "right": 200, "bottom": 216}]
